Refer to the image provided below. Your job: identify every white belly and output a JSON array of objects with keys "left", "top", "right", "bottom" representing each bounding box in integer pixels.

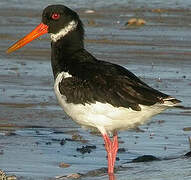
[{"left": 54, "top": 72, "right": 168, "bottom": 134}]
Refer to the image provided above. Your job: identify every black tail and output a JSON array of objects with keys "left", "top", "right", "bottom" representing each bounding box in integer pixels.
[{"left": 164, "top": 97, "right": 191, "bottom": 110}]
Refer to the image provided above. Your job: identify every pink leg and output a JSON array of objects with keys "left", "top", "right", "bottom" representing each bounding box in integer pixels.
[
  {"left": 102, "top": 132, "right": 119, "bottom": 175},
  {"left": 112, "top": 132, "right": 118, "bottom": 169}
]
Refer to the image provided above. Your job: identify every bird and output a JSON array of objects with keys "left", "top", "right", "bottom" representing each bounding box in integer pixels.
[{"left": 7, "top": 4, "right": 184, "bottom": 175}]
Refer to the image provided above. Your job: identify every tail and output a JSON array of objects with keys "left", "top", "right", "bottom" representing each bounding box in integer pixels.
[{"left": 163, "top": 97, "right": 191, "bottom": 110}]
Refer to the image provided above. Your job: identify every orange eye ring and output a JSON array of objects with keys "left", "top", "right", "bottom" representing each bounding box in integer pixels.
[{"left": 52, "top": 13, "right": 60, "bottom": 20}]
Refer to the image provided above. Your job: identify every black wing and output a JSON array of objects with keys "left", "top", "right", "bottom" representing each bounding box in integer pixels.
[{"left": 59, "top": 52, "right": 179, "bottom": 111}]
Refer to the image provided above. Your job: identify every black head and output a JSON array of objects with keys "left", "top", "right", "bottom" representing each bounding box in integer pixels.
[
  {"left": 7, "top": 4, "right": 84, "bottom": 53},
  {"left": 42, "top": 5, "right": 83, "bottom": 35}
]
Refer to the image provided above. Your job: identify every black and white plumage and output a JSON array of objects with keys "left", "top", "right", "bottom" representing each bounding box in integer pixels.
[
  {"left": 45, "top": 5, "right": 180, "bottom": 134},
  {"left": 53, "top": 52, "right": 180, "bottom": 132},
  {"left": 7, "top": 4, "right": 183, "bottom": 175}
]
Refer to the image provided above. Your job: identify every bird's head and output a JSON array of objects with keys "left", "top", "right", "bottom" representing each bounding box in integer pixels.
[{"left": 7, "top": 4, "right": 84, "bottom": 53}]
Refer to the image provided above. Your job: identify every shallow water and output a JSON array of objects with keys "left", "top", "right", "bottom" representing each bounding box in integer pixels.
[{"left": 0, "top": 1, "right": 191, "bottom": 180}]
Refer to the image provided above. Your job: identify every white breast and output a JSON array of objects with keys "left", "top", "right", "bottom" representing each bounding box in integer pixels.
[{"left": 54, "top": 72, "right": 169, "bottom": 134}]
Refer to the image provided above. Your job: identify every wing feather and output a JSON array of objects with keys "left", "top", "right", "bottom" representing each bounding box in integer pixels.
[{"left": 58, "top": 60, "right": 179, "bottom": 111}]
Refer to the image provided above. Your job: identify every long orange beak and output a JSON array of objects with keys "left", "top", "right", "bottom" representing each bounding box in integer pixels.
[{"left": 6, "top": 23, "right": 48, "bottom": 54}]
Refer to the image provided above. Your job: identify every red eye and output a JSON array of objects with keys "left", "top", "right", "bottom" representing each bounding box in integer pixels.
[{"left": 51, "top": 13, "right": 60, "bottom": 20}]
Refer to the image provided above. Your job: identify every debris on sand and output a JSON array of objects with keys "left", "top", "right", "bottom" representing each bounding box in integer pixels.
[
  {"left": 184, "top": 137, "right": 191, "bottom": 157},
  {"left": 184, "top": 151, "right": 191, "bottom": 157},
  {"left": 152, "top": 9, "right": 167, "bottom": 13},
  {"left": 87, "top": 19, "right": 97, "bottom": 26},
  {"left": 66, "top": 174, "right": 81, "bottom": 179},
  {"left": 71, "top": 133, "right": 88, "bottom": 143},
  {"left": 189, "top": 136, "right": 191, "bottom": 150},
  {"left": 59, "top": 162, "right": 71, "bottom": 168},
  {"left": 76, "top": 145, "right": 96, "bottom": 154},
  {"left": 118, "top": 148, "right": 126, "bottom": 153},
  {"left": 84, "top": 9, "right": 95, "bottom": 14},
  {"left": 183, "top": 127, "right": 191, "bottom": 131},
  {"left": 60, "top": 138, "right": 67, "bottom": 146},
  {"left": 80, "top": 166, "right": 123, "bottom": 177},
  {"left": 56, "top": 173, "right": 81, "bottom": 179},
  {"left": 131, "top": 155, "right": 160, "bottom": 162},
  {"left": 125, "top": 18, "right": 146, "bottom": 27},
  {"left": 81, "top": 167, "right": 107, "bottom": 177},
  {"left": 60, "top": 133, "right": 88, "bottom": 144}
]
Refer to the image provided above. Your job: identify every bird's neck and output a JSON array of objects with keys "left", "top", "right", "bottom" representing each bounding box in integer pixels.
[{"left": 51, "top": 30, "right": 84, "bottom": 79}]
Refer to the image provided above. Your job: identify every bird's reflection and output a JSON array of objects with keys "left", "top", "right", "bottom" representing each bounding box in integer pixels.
[{"left": 108, "top": 173, "right": 116, "bottom": 180}]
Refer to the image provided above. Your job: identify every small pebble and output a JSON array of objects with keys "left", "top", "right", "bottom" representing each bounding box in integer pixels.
[
  {"left": 45, "top": 142, "right": 51, "bottom": 145},
  {"left": 152, "top": 8, "right": 166, "bottom": 13},
  {"left": 183, "top": 127, "right": 191, "bottom": 131},
  {"left": 60, "top": 139, "right": 66, "bottom": 146},
  {"left": 67, "top": 173, "right": 81, "bottom": 179},
  {"left": 5, "top": 132, "right": 16, "bottom": 136},
  {"left": 0, "top": 150, "right": 4, "bottom": 155},
  {"left": 76, "top": 145, "right": 96, "bottom": 154},
  {"left": 84, "top": 10, "right": 95, "bottom": 14},
  {"left": 184, "top": 151, "right": 191, "bottom": 157},
  {"left": 132, "top": 155, "right": 160, "bottom": 162},
  {"left": 87, "top": 19, "right": 96, "bottom": 26},
  {"left": 72, "top": 133, "right": 88, "bottom": 143},
  {"left": 182, "top": 75, "right": 186, "bottom": 79},
  {"left": 125, "top": 18, "right": 146, "bottom": 27},
  {"left": 59, "top": 162, "right": 71, "bottom": 168},
  {"left": 116, "top": 157, "right": 120, "bottom": 161},
  {"left": 118, "top": 148, "right": 126, "bottom": 153}
]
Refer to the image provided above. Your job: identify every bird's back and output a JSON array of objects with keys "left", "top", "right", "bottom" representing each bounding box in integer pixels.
[{"left": 57, "top": 49, "right": 181, "bottom": 112}]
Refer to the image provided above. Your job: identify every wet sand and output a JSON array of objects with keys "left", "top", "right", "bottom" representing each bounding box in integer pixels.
[{"left": 0, "top": 4, "right": 191, "bottom": 180}]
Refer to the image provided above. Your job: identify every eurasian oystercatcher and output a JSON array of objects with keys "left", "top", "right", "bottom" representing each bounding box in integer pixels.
[{"left": 7, "top": 4, "right": 184, "bottom": 175}]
